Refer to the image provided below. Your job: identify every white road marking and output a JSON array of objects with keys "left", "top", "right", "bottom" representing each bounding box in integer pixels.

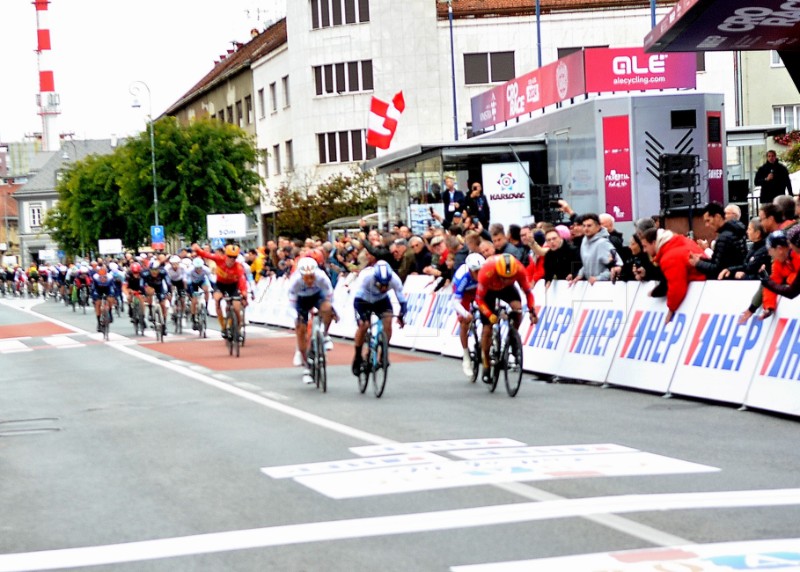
[
  {"left": 1, "top": 489, "right": 799, "bottom": 572},
  {"left": 41, "top": 335, "right": 82, "bottom": 349},
  {"left": 350, "top": 438, "right": 527, "bottom": 456},
  {"left": 0, "top": 340, "right": 32, "bottom": 353}
]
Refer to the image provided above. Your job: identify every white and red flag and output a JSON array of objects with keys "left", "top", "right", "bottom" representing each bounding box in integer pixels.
[{"left": 366, "top": 91, "right": 405, "bottom": 150}]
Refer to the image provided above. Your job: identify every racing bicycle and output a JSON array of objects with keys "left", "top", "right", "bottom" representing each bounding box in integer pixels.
[{"left": 488, "top": 302, "right": 524, "bottom": 397}]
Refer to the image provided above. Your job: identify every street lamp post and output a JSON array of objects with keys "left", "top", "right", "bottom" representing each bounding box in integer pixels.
[{"left": 129, "top": 81, "right": 159, "bottom": 227}]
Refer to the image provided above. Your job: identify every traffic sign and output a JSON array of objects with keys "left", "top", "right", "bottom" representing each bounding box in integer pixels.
[
  {"left": 210, "top": 238, "right": 225, "bottom": 250},
  {"left": 150, "top": 225, "right": 165, "bottom": 250}
]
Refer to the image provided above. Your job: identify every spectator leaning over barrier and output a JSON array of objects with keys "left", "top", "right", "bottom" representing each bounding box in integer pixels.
[
  {"left": 689, "top": 202, "right": 747, "bottom": 279},
  {"left": 390, "top": 238, "right": 416, "bottom": 282},
  {"left": 490, "top": 223, "right": 524, "bottom": 261},
  {"left": 543, "top": 225, "right": 582, "bottom": 284},
  {"left": 569, "top": 213, "right": 623, "bottom": 285},
  {"left": 409, "top": 236, "right": 432, "bottom": 274},
  {"left": 621, "top": 232, "right": 663, "bottom": 284},
  {"left": 758, "top": 224, "right": 800, "bottom": 304},
  {"left": 454, "top": 231, "right": 481, "bottom": 270},
  {"left": 523, "top": 226, "right": 548, "bottom": 284},
  {"left": 641, "top": 228, "right": 706, "bottom": 325},
  {"left": 740, "top": 229, "right": 798, "bottom": 323},
  {"left": 479, "top": 240, "right": 496, "bottom": 259},
  {"left": 719, "top": 217, "right": 771, "bottom": 281}
]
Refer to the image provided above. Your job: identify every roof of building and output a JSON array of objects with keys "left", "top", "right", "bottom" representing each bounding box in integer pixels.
[
  {"left": 15, "top": 139, "right": 123, "bottom": 196},
  {"left": 164, "top": 18, "right": 288, "bottom": 116},
  {"left": 0, "top": 182, "right": 23, "bottom": 219},
  {"left": 438, "top": 0, "right": 672, "bottom": 18}
]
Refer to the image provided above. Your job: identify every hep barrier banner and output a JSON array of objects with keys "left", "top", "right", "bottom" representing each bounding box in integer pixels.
[{"left": 233, "top": 274, "right": 798, "bottom": 417}]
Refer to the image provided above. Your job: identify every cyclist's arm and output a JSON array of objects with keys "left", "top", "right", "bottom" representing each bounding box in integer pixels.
[
  {"left": 515, "top": 273, "right": 535, "bottom": 310},
  {"left": 475, "top": 282, "right": 493, "bottom": 319}
]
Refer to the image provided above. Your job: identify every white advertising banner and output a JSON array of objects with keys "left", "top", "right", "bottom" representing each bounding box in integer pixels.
[
  {"left": 329, "top": 279, "right": 358, "bottom": 338},
  {"left": 744, "top": 292, "right": 800, "bottom": 416},
  {"left": 606, "top": 281, "right": 704, "bottom": 393},
  {"left": 521, "top": 280, "right": 576, "bottom": 376},
  {"left": 207, "top": 213, "right": 247, "bottom": 239},
  {"left": 392, "top": 274, "right": 435, "bottom": 350},
  {"left": 670, "top": 281, "right": 771, "bottom": 405},
  {"left": 480, "top": 162, "right": 531, "bottom": 228},
  {"left": 97, "top": 239, "right": 123, "bottom": 255},
  {"left": 38, "top": 249, "right": 57, "bottom": 261},
  {"left": 557, "top": 281, "right": 629, "bottom": 383}
]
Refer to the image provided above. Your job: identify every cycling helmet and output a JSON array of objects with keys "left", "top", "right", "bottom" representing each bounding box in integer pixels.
[
  {"left": 108, "top": 262, "right": 119, "bottom": 272},
  {"left": 130, "top": 262, "right": 142, "bottom": 273},
  {"left": 296, "top": 257, "right": 318, "bottom": 276},
  {"left": 169, "top": 255, "right": 180, "bottom": 264},
  {"left": 767, "top": 230, "right": 788, "bottom": 249},
  {"left": 787, "top": 224, "right": 800, "bottom": 249},
  {"left": 494, "top": 253, "right": 519, "bottom": 278},
  {"left": 192, "top": 257, "right": 204, "bottom": 269},
  {"left": 97, "top": 267, "right": 107, "bottom": 276},
  {"left": 225, "top": 244, "right": 240, "bottom": 257},
  {"left": 373, "top": 260, "right": 392, "bottom": 285},
  {"left": 149, "top": 260, "right": 160, "bottom": 270},
  {"left": 465, "top": 253, "right": 486, "bottom": 272},
  {"left": 79, "top": 267, "right": 88, "bottom": 274},
  {"left": 181, "top": 258, "right": 192, "bottom": 270}
]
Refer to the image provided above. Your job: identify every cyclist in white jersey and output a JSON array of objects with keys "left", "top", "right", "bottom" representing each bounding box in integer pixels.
[
  {"left": 351, "top": 260, "right": 407, "bottom": 376},
  {"left": 186, "top": 257, "right": 213, "bottom": 329},
  {"left": 451, "top": 253, "right": 485, "bottom": 377},
  {"left": 288, "top": 257, "right": 335, "bottom": 384}
]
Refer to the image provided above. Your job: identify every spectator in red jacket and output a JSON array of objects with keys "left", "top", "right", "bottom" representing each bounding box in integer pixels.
[{"left": 641, "top": 228, "right": 706, "bottom": 325}]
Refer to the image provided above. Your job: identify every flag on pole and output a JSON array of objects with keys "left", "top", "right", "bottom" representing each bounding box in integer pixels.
[{"left": 366, "top": 91, "right": 405, "bottom": 150}]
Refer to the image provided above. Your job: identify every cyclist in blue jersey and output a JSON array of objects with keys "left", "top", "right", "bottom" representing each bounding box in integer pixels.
[
  {"left": 452, "top": 253, "right": 485, "bottom": 377},
  {"left": 90, "top": 266, "right": 117, "bottom": 331},
  {"left": 288, "top": 257, "right": 335, "bottom": 384},
  {"left": 351, "top": 260, "right": 407, "bottom": 376}
]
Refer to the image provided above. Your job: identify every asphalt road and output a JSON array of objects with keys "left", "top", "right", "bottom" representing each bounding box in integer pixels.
[{"left": 1, "top": 295, "right": 800, "bottom": 571}]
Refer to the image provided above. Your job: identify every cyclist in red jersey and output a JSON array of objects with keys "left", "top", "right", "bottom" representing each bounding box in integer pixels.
[
  {"left": 192, "top": 243, "right": 248, "bottom": 339},
  {"left": 474, "top": 253, "right": 538, "bottom": 383}
]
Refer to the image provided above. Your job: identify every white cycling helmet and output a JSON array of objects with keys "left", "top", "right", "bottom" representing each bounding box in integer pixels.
[
  {"left": 169, "top": 255, "right": 180, "bottom": 264},
  {"left": 296, "top": 257, "right": 318, "bottom": 276},
  {"left": 108, "top": 262, "right": 119, "bottom": 272},
  {"left": 150, "top": 260, "right": 160, "bottom": 270},
  {"left": 181, "top": 257, "right": 192, "bottom": 269},
  {"left": 465, "top": 253, "right": 486, "bottom": 272},
  {"left": 192, "top": 257, "right": 204, "bottom": 269}
]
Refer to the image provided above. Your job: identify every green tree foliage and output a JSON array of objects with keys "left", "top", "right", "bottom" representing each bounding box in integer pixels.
[
  {"left": 783, "top": 142, "right": 800, "bottom": 173},
  {"left": 271, "top": 170, "right": 378, "bottom": 239},
  {"left": 45, "top": 118, "right": 261, "bottom": 253}
]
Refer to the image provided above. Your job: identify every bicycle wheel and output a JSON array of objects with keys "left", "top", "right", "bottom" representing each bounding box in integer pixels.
[
  {"left": 490, "top": 327, "right": 502, "bottom": 393},
  {"left": 101, "top": 305, "right": 110, "bottom": 341},
  {"left": 173, "top": 301, "right": 182, "bottom": 334},
  {"left": 372, "top": 330, "right": 389, "bottom": 398},
  {"left": 80, "top": 288, "right": 88, "bottom": 314},
  {"left": 315, "top": 325, "right": 327, "bottom": 393},
  {"left": 198, "top": 306, "right": 207, "bottom": 339},
  {"left": 357, "top": 331, "right": 370, "bottom": 394},
  {"left": 467, "top": 321, "right": 481, "bottom": 384},
  {"left": 231, "top": 311, "right": 240, "bottom": 357},
  {"left": 154, "top": 305, "right": 164, "bottom": 343},
  {"left": 503, "top": 328, "right": 523, "bottom": 397}
]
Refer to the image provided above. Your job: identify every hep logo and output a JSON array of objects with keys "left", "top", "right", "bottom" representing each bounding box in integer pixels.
[{"left": 612, "top": 54, "right": 666, "bottom": 76}]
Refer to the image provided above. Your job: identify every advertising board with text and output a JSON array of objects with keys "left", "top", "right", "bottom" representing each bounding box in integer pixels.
[
  {"left": 207, "top": 213, "right": 247, "bottom": 240},
  {"left": 481, "top": 162, "right": 531, "bottom": 228}
]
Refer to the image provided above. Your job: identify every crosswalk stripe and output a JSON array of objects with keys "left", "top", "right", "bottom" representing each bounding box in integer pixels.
[{"left": 0, "top": 339, "right": 33, "bottom": 353}]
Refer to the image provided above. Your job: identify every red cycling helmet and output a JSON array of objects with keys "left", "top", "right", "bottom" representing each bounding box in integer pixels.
[{"left": 130, "top": 262, "right": 142, "bottom": 274}]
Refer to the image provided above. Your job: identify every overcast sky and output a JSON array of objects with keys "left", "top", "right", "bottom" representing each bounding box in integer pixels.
[{"left": 0, "top": 0, "right": 286, "bottom": 144}]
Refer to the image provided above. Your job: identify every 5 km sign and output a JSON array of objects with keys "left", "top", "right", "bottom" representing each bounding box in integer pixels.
[{"left": 207, "top": 213, "right": 247, "bottom": 240}]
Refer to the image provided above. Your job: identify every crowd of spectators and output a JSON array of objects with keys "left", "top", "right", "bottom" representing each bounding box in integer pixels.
[{"left": 244, "top": 180, "right": 800, "bottom": 324}]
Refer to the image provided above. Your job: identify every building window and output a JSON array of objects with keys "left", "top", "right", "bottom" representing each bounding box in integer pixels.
[
  {"left": 316, "top": 129, "right": 376, "bottom": 164},
  {"left": 29, "top": 203, "right": 43, "bottom": 229},
  {"left": 464, "top": 51, "right": 515, "bottom": 85},
  {"left": 773, "top": 105, "right": 799, "bottom": 130},
  {"left": 282, "top": 76, "right": 290, "bottom": 108},
  {"left": 285, "top": 140, "right": 294, "bottom": 172},
  {"left": 257, "top": 88, "right": 265, "bottom": 118},
  {"left": 245, "top": 95, "right": 253, "bottom": 124},
  {"left": 226, "top": 106, "right": 234, "bottom": 124},
  {"left": 217, "top": 110, "right": 225, "bottom": 122},
  {"left": 273, "top": 144, "right": 281, "bottom": 175},
  {"left": 270, "top": 82, "right": 277, "bottom": 113},
  {"left": 262, "top": 148, "right": 269, "bottom": 178},
  {"left": 236, "top": 100, "right": 243, "bottom": 128},
  {"left": 311, "top": 0, "right": 369, "bottom": 30},
  {"left": 771, "top": 50, "right": 785, "bottom": 67},
  {"left": 313, "top": 60, "right": 373, "bottom": 95}
]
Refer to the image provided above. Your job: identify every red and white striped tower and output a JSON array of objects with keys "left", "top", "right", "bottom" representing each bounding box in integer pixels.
[{"left": 34, "top": 0, "right": 60, "bottom": 151}]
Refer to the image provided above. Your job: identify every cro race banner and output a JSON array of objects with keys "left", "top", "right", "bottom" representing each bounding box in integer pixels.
[{"left": 245, "top": 274, "right": 799, "bottom": 418}]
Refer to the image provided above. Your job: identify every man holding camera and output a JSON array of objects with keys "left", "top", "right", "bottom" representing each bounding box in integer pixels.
[{"left": 755, "top": 150, "right": 793, "bottom": 204}]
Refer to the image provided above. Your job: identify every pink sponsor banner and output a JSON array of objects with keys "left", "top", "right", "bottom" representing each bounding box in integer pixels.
[
  {"left": 602, "top": 115, "right": 633, "bottom": 222},
  {"left": 585, "top": 47, "right": 696, "bottom": 92},
  {"left": 471, "top": 51, "right": 585, "bottom": 130},
  {"left": 706, "top": 111, "right": 724, "bottom": 204}
]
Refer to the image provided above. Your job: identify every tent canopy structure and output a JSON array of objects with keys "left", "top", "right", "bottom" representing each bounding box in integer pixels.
[{"left": 644, "top": 0, "right": 800, "bottom": 90}]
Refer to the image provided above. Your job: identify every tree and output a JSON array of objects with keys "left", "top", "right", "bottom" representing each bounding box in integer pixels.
[
  {"left": 117, "top": 117, "right": 261, "bottom": 244},
  {"left": 271, "top": 169, "right": 378, "bottom": 239},
  {"left": 46, "top": 117, "right": 262, "bottom": 253}
]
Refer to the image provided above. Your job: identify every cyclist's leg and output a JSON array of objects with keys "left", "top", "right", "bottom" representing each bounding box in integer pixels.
[
  {"left": 352, "top": 298, "right": 372, "bottom": 374},
  {"left": 294, "top": 298, "right": 311, "bottom": 361},
  {"left": 213, "top": 290, "right": 225, "bottom": 330},
  {"left": 319, "top": 300, "right": 334, "bottom": 333}
]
